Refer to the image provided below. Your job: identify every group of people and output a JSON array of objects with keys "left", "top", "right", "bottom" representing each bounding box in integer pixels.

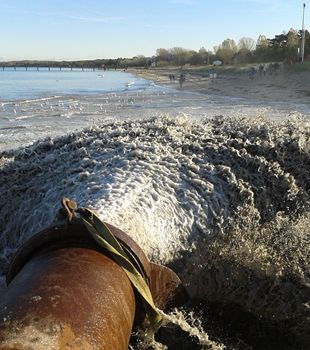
[
  {"left": 168, "top": 72, "right": 186, "bottom": 88},
  {"left": 248, "top": 63, "right": 281, "bottom": 80},
  {"left": 169, "top": 74, "right": 176, "bottom": 81}
]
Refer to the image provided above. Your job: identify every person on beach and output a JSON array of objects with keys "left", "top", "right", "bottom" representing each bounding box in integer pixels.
[
  {"left": 268, "top": 63, "right": 274, "bottom": 76},
  {"left": 259, "top": 64, "right": 264, "bottom": 79},
  {"left": 274, "top": 62, "right": 280, "bottom": 76},
  {"left": 263, "top": 65, "right": 267, "bottom": 77},
  {"left": 179, "top": 73, "right": 185, "bottom": 88},
  {"left": 248, "top": 67, "right": 256, "bottom": 80}
]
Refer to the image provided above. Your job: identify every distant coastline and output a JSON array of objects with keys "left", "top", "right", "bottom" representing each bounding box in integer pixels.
[
  {"left": 2, "top": 58, "right": 310, "bottom": 106},
  {"left": 0, "top": 59, "right": 123, "bottom": 71}
]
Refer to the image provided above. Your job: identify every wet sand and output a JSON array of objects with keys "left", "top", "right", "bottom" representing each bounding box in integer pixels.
[{"left": 130, "top": 67, "right": 310, "bottom": 105}]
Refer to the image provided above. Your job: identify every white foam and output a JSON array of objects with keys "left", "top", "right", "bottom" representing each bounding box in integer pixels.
[{"left": 0, "top": 109, "right": 309, "bottom": 348}]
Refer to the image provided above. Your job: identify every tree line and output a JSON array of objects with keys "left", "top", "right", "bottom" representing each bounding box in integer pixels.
[
  {"left": 155, "top": 29, "right": 310, "bottom": 66},
  {"left": 2, "top": 28, "right": 310, "bottom": 69}
]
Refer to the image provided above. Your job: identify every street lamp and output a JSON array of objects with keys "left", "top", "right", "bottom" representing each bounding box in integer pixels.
[{"left": 301, "top": 3, "right": 306, "bottom": 63}]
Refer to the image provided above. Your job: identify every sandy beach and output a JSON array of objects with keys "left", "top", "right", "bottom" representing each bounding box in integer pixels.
[
  {"left": 130, "top": 66, "right": 310, "bottom": 105},
  {"left": 1, "top": 67, "right": 309, "bottom": 152}
]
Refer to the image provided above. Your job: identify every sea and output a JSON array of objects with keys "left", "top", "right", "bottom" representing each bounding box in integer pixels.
[{"left": 0, "top": 69, "right": 309, "bottom": 349}]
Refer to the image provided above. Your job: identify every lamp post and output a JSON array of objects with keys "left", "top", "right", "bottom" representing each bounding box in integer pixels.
[{"left": 301, "top": 3, "right": 306, "bottom": 63}]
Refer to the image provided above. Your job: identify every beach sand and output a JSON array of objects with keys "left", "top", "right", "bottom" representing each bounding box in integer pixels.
[{"left": 130, "top": 67, "right": 310, "bottom": 105}]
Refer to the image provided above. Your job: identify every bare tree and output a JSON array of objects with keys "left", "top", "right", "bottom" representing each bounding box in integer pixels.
[
  {"left": 256, "top": 35, "right": 269, "bottom": 49},
  {"left": 156, "top": 48, "right": 171, "bottom": 64},
  {"left": 216, "top": 39, "right": 238, "bottom": 64},
  {"left": 238, "top": 37, "right": 255, "bottom": 51}
]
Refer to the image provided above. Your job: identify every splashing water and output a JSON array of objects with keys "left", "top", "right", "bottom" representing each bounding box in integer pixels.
[
  {"left": 132, "top": 309, "right": 224, "bottom": 350},
  {"left": 0, "top": 115, "right": 309, "bottom": 349}
]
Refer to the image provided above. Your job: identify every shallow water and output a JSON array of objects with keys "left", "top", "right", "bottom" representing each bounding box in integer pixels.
[
  {"left": 0, "top": 69, "right": 149, "bottom": 100},
  {"left": 1, "top": 84, "right": 309, "bottom": 152}
]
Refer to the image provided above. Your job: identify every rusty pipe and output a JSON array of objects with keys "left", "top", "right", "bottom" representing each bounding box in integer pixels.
[
  {"left": 0, "top": 247, "right": 136, "bottom": 350},
  {"left": 0, "top": 220, "right": 186, "bottom": 350}
]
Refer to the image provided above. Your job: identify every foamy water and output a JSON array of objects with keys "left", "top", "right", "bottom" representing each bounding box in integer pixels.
[
  {"left": 1, "top": 85, "right": 309, "bottom": 152},
  {"left": 0, "top": 85, "right": 309, "bottom": 349}
]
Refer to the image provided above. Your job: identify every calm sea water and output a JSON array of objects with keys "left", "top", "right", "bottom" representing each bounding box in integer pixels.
[{"left": 0, "top": 69, "right": 150, "bottom": 100}]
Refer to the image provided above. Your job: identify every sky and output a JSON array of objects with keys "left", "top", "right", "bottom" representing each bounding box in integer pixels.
[{"left": 0, "top": 0, "right": 308, "bottom": 61}]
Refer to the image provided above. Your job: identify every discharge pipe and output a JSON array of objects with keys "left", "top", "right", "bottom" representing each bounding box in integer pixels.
[{"left": 0, "top": 199, "right": 185, "bottom": 350}]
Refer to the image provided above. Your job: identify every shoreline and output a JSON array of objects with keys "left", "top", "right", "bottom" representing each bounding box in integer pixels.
[
  {"left": 1, "top": 69, "right": 310, "bottom": 152},
  {"left": 130, "top": 67, "right": 310, "bottom": 105}
]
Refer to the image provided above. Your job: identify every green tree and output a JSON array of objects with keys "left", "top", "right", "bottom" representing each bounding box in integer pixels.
[
  {"left": 256, "top": 35, "right": 269, "bottom": 48},
  {"left": 254, "top": 35, "right": 270, "bottom": 62},
  {"left": 286, "top": 29, "right": 300, "bottom": 62}
]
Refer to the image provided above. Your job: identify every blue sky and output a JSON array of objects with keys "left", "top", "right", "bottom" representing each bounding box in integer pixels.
[{"left": 0, "top": 0, "right": 308, "bottom": 60}]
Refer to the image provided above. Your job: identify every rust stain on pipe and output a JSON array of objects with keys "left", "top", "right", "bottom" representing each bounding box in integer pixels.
[
  {"left": 0, "top": 248, "right": 136, "bottom": 350},
  {"left": 0, "top": 209, "right": 186, "bottom": 350}
]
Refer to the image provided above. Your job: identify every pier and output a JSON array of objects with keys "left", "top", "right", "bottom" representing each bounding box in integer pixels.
[{"left": 1, "top": 66, "right": 102, "bottom": 71}]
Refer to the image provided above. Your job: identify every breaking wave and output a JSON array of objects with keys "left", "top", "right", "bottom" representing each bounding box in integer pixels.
[{"left": 0, "top": 115, "right": 309, "bottom": 349}]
